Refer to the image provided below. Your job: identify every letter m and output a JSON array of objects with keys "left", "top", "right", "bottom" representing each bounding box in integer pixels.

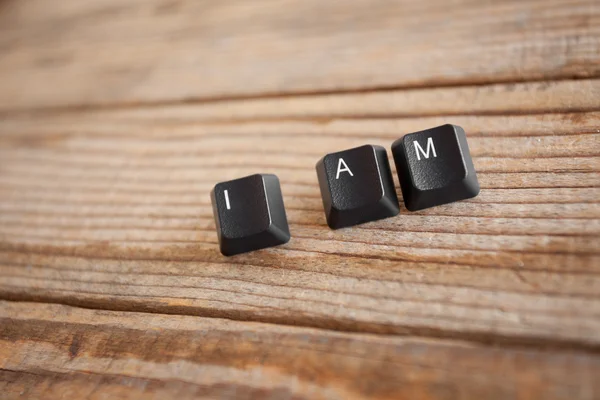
[{"left": 413, "top": 137, "right": 437, "bottom": 161}]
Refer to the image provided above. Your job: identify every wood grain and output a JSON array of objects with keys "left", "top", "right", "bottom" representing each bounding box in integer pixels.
[
  {"left": 0, "top": 0, "right": 598, "bottom": 110},
  {"left": 2, "top": 301, "right": 600, "bottom": 400},
  {"left": 1, "top": 0, "right": 599, "bottom": 397},
  {"left": 0, "top": 81, "right": 598, "bottom": 357},
  {"left": 2, "top": 79, "right": 599, "bottom": 123}
]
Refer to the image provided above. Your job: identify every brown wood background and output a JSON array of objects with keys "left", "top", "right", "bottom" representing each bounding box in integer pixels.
[{"left": 0, "top": 0, "right": 599, "bottom": 399}]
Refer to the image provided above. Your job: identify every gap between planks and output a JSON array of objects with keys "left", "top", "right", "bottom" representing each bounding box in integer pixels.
[
  {"left": 2, "top": 295, "right": 600, "bottom": 356},
  {"left": 2, "top": 300, "right": 599, "bottom": 400},
  {"left": 0, "top": 77, "right": 597, "bottom": 118}
]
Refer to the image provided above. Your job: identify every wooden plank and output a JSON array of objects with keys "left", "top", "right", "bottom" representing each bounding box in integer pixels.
[
  {"left": 0, "top": 87, "right": 598, "bottom": 351},
  {"left": 1, "top": 1, "right": 598, "bottom": 398},
  {"left": 67, "top": 79, "right": 600, "bottom": 121},
  {"left": 0, "top": 0, "right": 598, "bottom": 110},
  {"left": 2, "top": 110, "right": 600, "bottom": 145},
  {"left": 1, "top": 79, "right": 599, "bottom": 122},
  {"left": 1, "top": 301, "right": 599, "bottom": 400}
]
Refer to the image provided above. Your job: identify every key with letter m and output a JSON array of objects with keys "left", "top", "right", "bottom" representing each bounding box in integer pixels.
[{"left": 391, "top": 124, "right": 479, "bottom": 211}]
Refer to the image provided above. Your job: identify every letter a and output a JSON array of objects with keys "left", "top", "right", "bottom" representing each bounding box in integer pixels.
[
  {"left": 336, "top": 158, "right": 354, "bottom": 179},
  {"left": 414, "top": 137, "right": 437, "bottom": 161}
]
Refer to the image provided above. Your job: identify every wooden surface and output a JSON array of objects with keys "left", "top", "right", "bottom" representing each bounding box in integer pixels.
[
  {"left": 0, "top": 0, "right": 599, "bottom": 399},
  {"left": 0, "top": 0, "right": 599, "bottom": 109},
  {"left": 2, "top": 302, "right": 600, "bottom": 400}
]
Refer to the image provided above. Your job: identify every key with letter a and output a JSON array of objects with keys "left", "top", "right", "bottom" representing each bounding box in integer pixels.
[
  {"left": 211, "top": 174, "right": 290, "bottom": 256},
  {"left": 316, "top": 145, "right": 400, "bottom": 229},
  {"left": 391, "top": 124, "right": 480, "bottom": 211}
]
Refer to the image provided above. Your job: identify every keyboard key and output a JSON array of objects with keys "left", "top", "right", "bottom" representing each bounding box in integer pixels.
[
  {"left": 391, "top": 124, "right": 480, "bottom": 211},
  {"left": 211, "top": 174, "right": 290, "bottom": 256},
  {"left": 316, "top": 144, "right": 400, "bottom": 229}
]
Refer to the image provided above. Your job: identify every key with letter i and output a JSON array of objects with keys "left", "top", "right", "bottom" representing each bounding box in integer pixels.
[{"left": 211, "top": 174, "right": 290, "bottom": 256}]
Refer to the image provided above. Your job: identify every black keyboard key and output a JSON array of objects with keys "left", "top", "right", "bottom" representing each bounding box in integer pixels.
[
  {"left": 316, "top": 144, "right": 400, "bottom": 229},
  {"left": 211, "top": 174, "right": 290, "bottom": 256},
  {"left": 391, "top": 124, "right": 480, "bottom": 211}
]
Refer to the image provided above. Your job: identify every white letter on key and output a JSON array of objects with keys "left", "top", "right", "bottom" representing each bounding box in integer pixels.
[
  {"left": 336, "top": 158, "right": 354, "bottom": 179},
  {"left": 224, "top": 190, "right": 231, "bottom": 210},
  {"left": 414, "top": 137, "right": 437, "bottom": 161}
]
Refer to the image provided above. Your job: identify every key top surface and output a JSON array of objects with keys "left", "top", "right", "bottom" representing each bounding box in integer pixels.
[
  {"left": 316, "top": 144, "right": 400, "bottom": 229},
  {"left": 211, "top": 174, "right": 290, "bottom": 256},
  {"left": 391, "top": 124, "right": 480, "bottom": 211}
]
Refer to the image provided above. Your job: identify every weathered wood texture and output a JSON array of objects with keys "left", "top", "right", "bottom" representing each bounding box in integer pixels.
[
  {"left": 1, "top": 81, "right": 599, "bottom": 345},
  {"left": 0, "top": 0, "right": 598, "bottom": 109},
  {"left": 2, "top": 301, "right": 600, "bottom": 400},
  {"left": 1, "top": 0, "right": 600, "bottom": 398}
]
